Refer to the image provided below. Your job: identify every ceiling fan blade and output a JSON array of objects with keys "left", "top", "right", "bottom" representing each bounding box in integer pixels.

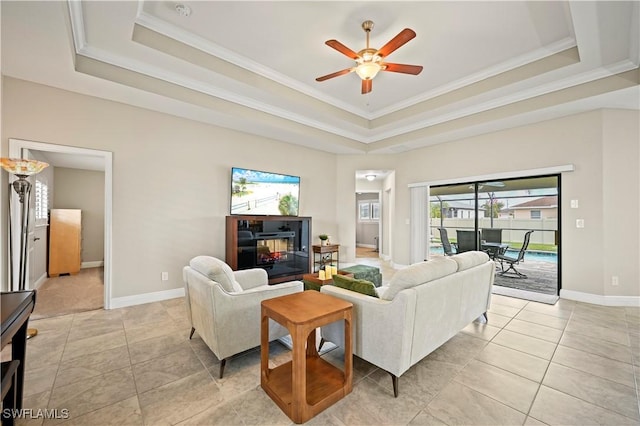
[
  {"left": 383, "top": 63, "right": 423, "bottom": 75},
  {"left": 325, "top": 39, "right": 359, "bottom": 60},
  {"left": 362, "top": 79, "right": 372, "bottom": 94},
  {"left": 316, "top": 68, "right": 354, "bottom": 82},
  {"left": 377, "top": 28, "right": 416, "bottom": 57}
]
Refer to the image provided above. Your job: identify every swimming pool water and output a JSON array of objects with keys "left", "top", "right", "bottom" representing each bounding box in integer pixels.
[{"left": 430, "top": 247, "right": 557, "bottom": 263}]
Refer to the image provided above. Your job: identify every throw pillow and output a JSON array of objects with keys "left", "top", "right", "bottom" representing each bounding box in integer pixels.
[{"left": 331, "top": 274, "right": 378, "bottom": 298}]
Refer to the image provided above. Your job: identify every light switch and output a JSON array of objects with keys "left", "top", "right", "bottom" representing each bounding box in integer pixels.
[
  {"left": 571, "top": 199, "right": 579, "bottom": 208},
  {"left": 576, "top": 219, "right": 585, "bottom": 228}
]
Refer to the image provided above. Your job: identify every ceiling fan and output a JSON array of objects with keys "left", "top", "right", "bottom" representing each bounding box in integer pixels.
[{"left": 316, "top": 20, "right": 423, "bottom": 94}]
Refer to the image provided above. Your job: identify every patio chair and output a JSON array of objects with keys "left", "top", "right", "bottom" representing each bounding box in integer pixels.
[
  {"left": 481, "top": 228, "right": 508, "bottom": 266},
  {"left": 437, "top": 228, "right": 456, "bottom": 256},
  {"left": 481, "top": 228, "right": 502, "bottom": 244},
  {"left": 496, "top": 230, "right": 534, "bottom": 278},
  {"left": 456, "top": 230, "right": 479, "bottom": 253}
]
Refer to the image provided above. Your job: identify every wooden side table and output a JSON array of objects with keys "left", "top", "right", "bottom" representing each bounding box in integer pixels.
[{"left": 261, "top": 291, "right": 352, "bottom": 424}]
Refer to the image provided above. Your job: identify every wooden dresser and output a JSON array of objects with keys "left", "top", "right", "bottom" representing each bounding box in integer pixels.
[{"left": 48, "top": 209, "right": 82, "bottom": 277}]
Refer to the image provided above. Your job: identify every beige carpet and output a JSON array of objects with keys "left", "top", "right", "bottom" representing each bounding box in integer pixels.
[{"left": 31, "top": 267, "right": 104, "bottom": 320}]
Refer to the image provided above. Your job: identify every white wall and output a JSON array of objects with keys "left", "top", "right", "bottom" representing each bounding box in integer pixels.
[
  {"left": 601, "top": 109, "right": 639, "bottom": 297},
  {"left": 2, "top": 77, "right": 638, "bottom": 301},
  {"left": 1, "top": 77, "right": 338, "bottom": 298}
]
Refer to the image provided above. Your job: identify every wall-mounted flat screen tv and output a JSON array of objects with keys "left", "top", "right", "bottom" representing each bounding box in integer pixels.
[{"left": 230, "top": 167, "right": 300, "bottom": 216}]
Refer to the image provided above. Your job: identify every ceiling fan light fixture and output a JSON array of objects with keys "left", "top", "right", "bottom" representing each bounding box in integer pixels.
[
  {"left": 316, "top": 20, "right": 421, "bottom": 93},
  {"left": 355, "top": 62, "right": 381, "bottom": 80}
]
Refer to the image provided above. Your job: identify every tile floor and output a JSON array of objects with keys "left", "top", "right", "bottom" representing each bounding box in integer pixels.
[{"left": 8, "top": 284, "right": 640, "bottom": 425}]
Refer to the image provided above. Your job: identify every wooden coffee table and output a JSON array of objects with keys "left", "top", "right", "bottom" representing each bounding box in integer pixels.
[{"left": 260, "top": 291, "right": 353, "bottom": 424}]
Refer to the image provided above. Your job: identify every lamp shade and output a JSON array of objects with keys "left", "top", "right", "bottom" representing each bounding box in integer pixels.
[
  {"left": 355, "top": 62, "right": 382, "bottom": 80},
  {"left": 0, "top": 158, "right": 49, "bottom": 176}
]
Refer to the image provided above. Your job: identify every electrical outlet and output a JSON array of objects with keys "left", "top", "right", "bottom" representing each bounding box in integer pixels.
[
  {"left": 576, "top": 219, "right": 585, "bottom": 228},
  {"left": 570, "top": 199, "right": 579, "bottom": 208},
  {"left": 161, "top": 272, "right": 169, "bottom": 281},
  {"left": 612, "top": 276, "right": 619, "bottom": 286}
]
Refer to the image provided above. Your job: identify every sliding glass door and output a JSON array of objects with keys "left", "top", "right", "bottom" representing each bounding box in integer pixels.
[{"left": 429, "top": 175, "right": 560, "bottom": 296}]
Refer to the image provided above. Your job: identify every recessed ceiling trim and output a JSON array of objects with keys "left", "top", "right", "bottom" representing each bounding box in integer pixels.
[
  {"left": 67, "top": 7, "right": 372, "bottom": 143},
  {"left": 54, "top": 0, "right": 638, "bottom": 155},
  {"left": 134, "top": 9, "right": 373, "bottom": 119},
  {"left": 366, "top": 60, "right": 639, "bottom": 143},
  {"left": 72, "top": 37, "right": 638, "bottom": 149},
  {"left": 369, "top": 37, "right": 578, "bottom": 120},
  {"left": 67, "top": 0, "right": 86, "bottom": 52},
  {"left": 75, "top": 44, "right": 371, "bottom": 143}
]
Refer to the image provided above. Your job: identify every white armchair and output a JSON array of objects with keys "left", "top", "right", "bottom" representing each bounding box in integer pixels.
[{"left": 183, "top": 256, "right": 303, "bottom": 378}]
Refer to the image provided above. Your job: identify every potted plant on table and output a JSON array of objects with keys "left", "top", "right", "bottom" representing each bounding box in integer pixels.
[{"left": 319, "top": 234, "right": 329, "bottom": 246}]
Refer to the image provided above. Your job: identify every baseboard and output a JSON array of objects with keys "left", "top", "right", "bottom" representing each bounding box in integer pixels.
[
  {"left": 493, "top": 286, "right": 559, "bottom": 305},
  {"left": 32, "top": 273, "right": 48, "bottom": 290},
  {"left": 560, "top": 289, "right": 640, "bottom": 307},
  {"left": 356, "top": 244, "right": 376, "bottom": 249},
  {"left": 81, "top": 261, "right": 104, "bottom": 269},
  {"left": 109, "top": 287, "right": 185, "bottom": 309}
]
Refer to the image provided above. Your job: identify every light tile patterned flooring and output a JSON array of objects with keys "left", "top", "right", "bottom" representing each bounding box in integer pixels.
[{"left": 9, "top": 276, "right": 640, "bottom": 425}]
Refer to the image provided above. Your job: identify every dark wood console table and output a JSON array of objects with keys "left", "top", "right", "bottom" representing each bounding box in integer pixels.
[{"left": 1, "top": 291, "right": 36, "bottom": 419}]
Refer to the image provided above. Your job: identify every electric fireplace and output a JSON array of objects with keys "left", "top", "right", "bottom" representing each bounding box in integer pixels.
[{"left": 226, "top": 216, "right": 311, "bottom": 284}]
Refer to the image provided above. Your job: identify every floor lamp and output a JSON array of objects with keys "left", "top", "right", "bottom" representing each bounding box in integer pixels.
[{"left": 1, "top": 158, "right": 49, "bottom": 339}]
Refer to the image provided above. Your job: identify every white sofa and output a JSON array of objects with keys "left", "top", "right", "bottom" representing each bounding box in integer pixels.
[
  {"left": 320, "top": 251, "right": 495, "bottom": 397},
  {"left": 183, "top": 256, "right": 303, "bottom": 378}
]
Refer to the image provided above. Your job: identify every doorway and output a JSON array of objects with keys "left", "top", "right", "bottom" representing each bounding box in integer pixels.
[
  {"left": 355, "top": 192, "right": 381, "bottom": 258},
  {"left": 429, "top": 175, "right": 560, "bottom": 300},
  {"left": 8, "top": 138, "right": 113, "bottom": 311}
]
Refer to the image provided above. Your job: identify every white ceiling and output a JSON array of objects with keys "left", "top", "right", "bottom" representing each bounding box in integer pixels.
[{"left": 2, "top": 1, "right": 639, "bottom": 156}]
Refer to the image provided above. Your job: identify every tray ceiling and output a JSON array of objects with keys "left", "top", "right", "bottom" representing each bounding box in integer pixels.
[{"left": 2, "top": 1, "right": 638, "bottom": 154}]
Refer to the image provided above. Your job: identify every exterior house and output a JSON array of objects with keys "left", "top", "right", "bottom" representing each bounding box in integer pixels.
[
  {"left": 441, "top": 200, "right": 486, "bottom": 219},
  {"left": 503, "top": 196, "right": 559, "bottom": 219}
]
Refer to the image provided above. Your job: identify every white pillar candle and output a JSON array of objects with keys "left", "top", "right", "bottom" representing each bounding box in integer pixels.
[{"left": 318, "top": 270, "right": 326, "bottom": 280}]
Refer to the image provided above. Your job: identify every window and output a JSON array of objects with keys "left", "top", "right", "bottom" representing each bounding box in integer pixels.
[
  {"left": 530, "top": 210, "right": 541, "bottom": 219},
  {"left": 371, "top": 202, "right": 380, "bottom": 220},
  {"left": 358, "top": 201, "right": 380, "bottom": 222},
  {"left": 358, "top": 202, "right": 370, "bottom": 221},
  {"left": 35, "top": 179, "right": 48, "bottom": 222}
]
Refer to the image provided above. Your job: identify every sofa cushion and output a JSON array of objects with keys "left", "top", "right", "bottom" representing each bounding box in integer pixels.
[
  {"left": 451, "top": 251, "right": 490, "bottom": 272},
  {"left": 189, "top": 256, "right": 242, "bottom": 292},
  {"left": 331, "top": 274, "right": 378, "bottom": 298},
  {"left": 381, "top": 257, "right": 458, "bottom": 301}
]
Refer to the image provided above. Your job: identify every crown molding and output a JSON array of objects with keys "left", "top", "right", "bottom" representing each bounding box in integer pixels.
[
  {"left": 66, "top": 0, "right": 639, "bottom": 150},
  {"left": 67, "top": 0, "right": 86, "bottom": 52},
  {"left": 369, "top": 37, "right": 578, "bottom": 120},
  {"left": 134, "top": 10, "right": 373, "bottom": 119},
  {"left": 67, "top": 2, "right": 371, "bottom": 143},
  {"left": 369, "top": 60, "right": 639, "bottom": 143}
]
